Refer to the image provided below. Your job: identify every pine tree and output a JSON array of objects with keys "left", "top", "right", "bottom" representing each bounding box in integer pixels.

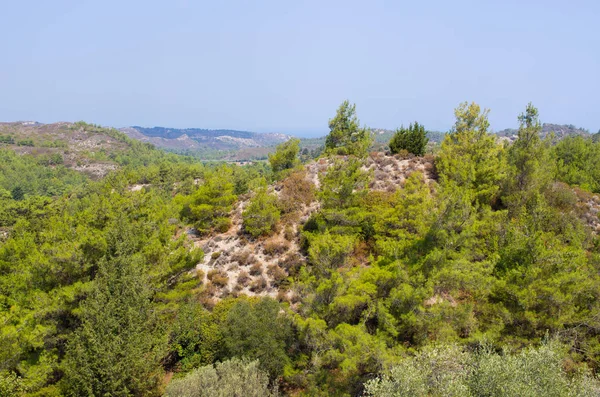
[
  {"left": 389, "top": 122, "right": 429, "bottom": 156},
  {"left": 269, "top": 138, "right": 300, "bottom": 175},
  {"left": 179, "top": 166, "right": 237, "bottom": 234},
  {"left": 242, "top": 183, "right": 280, "bottom": 237},
  {"left": 62, "top": 219, "right": 166, "bottom": 397},
  {"left": 504, "top": 103, "right": 551, "bottom": 215},
  {"left": 325, "top": 100, "right": 373, "bottom": 157},
  {"left": 437, "top": 102, "right": 506, "bottom": 206}
]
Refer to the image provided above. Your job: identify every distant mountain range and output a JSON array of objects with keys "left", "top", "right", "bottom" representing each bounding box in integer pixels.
[
  {"left": 1, "top": 121, "right": 596, "bottom": 163},
  {"left": 120, "top": 126, "right": 292, "bottom": 154}
]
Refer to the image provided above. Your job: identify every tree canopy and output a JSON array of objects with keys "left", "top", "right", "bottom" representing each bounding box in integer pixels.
[
  {"left": 389, "top": 122, "right": 429, "bottom": 156},
  {"left": 325, "top": 100, "right": 373, "bottom": 157}
]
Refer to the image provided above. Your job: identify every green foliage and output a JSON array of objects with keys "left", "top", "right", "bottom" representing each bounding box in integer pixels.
[
  {"left": 0, "top": 134, "right": 15, "bottom": 144},
  {"left": 170, "top": 300, "right": 221, "bottom": 371},
  {"left": 325, "top": 100, "right": 373, "bottom": 157},
  {"left": 2, "top": 105, "right": 600, "bottom": 396},
  {"left": 269, "top": 138, "right": 300, "bottom": 175},
  {"left": 389, "top": 122, "right": 429, "bottom": 156},
  {"left": 319, "top": 157, "right": 370, "bottom": 210},
  {"left": 364, "top": 342, "right": 600, "bottom": 397},
  {"left": 305, "top": 232, "right": 357, "bottom": 277},
  {"left": 220, "top": 298, "right": 293, "bottom": 378},
  {"left": 61, "top": 219, "right": 167, "bottom": 397},
  {"left": 0, "top": 372, "right": 24, "bottom": 397},
  {"left": 177, "top": 166, "right": 237, "bottom": 234},
  {"left": 164, "top": 358, "right": 278, "bottom": 397},
  {"left": 0, "top": 149, "right": 87, "bottom": 199},
  {"left": 242, "top": 184, "right": 280, "bottom": 237},
  {"left": 553, "top": 135, "right": 600, "bottom": 193},
  {"left": 437, "top": 102, "right": 506, "bottom": 205},
  {"left": 505, "top": 103, "right": 552, "bottom": 213}
]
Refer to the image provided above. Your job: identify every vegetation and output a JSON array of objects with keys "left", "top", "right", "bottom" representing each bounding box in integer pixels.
[
  {"left": 269, "top": 138, "right": 300, "bottom": 175},
  {"left": 177, "top": 167, "right": 237, "bottom": 234},
  {"left": 62, "top": 224, "right": 166, "bottom": 397},
  {"left": 1, "top": 102, "right": 600, "bottom": 396},
  {"left": 325, "top": 100, "right": 373, "bottom": 157},
  {"left": 389, "top": 122, "right": 429, "bottom": 156},
  {"left": 164, "top": 358, "right": 278, "bottom": 397},
  {"left": 364, "top": 342, "right": 600, "bottom": 397},
  {"left": 243, "top": 182, "right": 281, "bottom": 237}
]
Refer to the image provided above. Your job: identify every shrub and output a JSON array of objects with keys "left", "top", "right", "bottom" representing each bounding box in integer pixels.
[
  {"left": 284, "top": 225, "right": 295, "bottom": 241},
  {"left": 231, "top": 250, "right": 254, "bottom": 266},
  {"left": 243, "top": 187, "right": 281, "bottom": 237},
  {"left": 164, "top": 358, "right": 278, "bottom": 397},
  {"left": 267, "top": 264, "right": 287, "bottom": 287},
  {"left": 0, "top": 372, "right": 24, "bottom": 397},
  {"left": 276, "top": 290, "right": 289, "bottom": 303},
  {"left": 278, "top": 170, "right": 316, "bottom": 213},
  {"left": 237, "top": 270, "right": 250, "bottom": 287},
  {"left": 269, "top": 138, "right": 300, "bottom": 174},
  {"left": 263, "top": 238, "right": 289, "bottom": 257},
  {"left": 213, "top": 217, "right": 231, "bottom": 233},
  {"left": 249, "top": 263, "right": 263, "bottom": 276},
  {"left": 279, "top": 252, "right": 304, "bottom": 276},
  {"left": 389, "top": 122, "right": 429, "bottom": 156},
  {"left": 363, "top": 342, "right": 600, "bottom": 397},
  {"left": 305, "top": 231, "right": 357, "bottom": 276},
  {"left": 207, "top": 270, "right": 228, "bottom": 288},
  {"left": 250, "top": 276, "right": 268, "bottom": 293}
]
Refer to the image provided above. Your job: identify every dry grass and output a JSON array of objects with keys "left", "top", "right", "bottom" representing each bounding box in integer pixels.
[
  {"left": 249, "top": 276, "right": 268, "bottom": 293},
  {"left": 237, "top": 270, "right": 250, "bottom": 286},
  {"left": 276, "top": 290, "right": 290, "bottom": 303},
  {"left": 267, "top": 264, "right": 287, "bottom": 287},
  {"left": 207, "top": 269, "right": 229, "bottom": 288},
  {"left": 278, "top": 170, "right": 316, "bottom": 213},
  {"left": 231, "top": 250, "right": 255, "bottom": 266},
  {"left": 279, "top": 252, "right": 303, "bottom": 276},
  {"left": 283, "top": 225, "right": 295, "bottom": 241},
  {"left": 249, "top": 262, "right": 263, "bottom": 276},
  {"left": 263, "top": 238, "right": 290, "bottom": 257}
]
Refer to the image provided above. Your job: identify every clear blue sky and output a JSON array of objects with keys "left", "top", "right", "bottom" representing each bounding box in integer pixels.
[{"left": 1, "top": 0, "right": 598, "bottom": 137}]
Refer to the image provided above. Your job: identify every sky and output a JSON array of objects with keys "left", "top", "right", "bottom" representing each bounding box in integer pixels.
[{"left": 1, "top": 0, "right": 598, "bottom": 137}]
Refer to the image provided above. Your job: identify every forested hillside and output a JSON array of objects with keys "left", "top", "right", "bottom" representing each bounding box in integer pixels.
[
  {"left": 1, "top": 102, "right": 600, "bottom": 396},
  {"left": 120, "top": 126, "right": 292, "bottom": 160}
]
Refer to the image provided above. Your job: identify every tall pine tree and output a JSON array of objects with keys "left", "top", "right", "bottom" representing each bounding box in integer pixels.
[{"left": 62, "top": 218, "right": 166, "bottom": 397}]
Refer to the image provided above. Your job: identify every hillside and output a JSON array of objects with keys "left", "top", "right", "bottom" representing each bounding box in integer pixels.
[
  {"left": 120, "top": 126, "right": 292, "bottom": 160},
  {"left": 0, "top": 121, "right": 165, "bottom": 178},
  {"left": 190, "top": 152, "right": 438, "bottom": 304},
  {"left": 2, "top": 102, "right": 600, "bottom": 397},
  {"left": 496, "top": 123, "right": 591, "bottom": 142}
]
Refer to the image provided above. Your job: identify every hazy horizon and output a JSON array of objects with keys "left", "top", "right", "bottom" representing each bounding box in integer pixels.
[{"left": 1, "top": 1, "right": 598, "bottom": 136}]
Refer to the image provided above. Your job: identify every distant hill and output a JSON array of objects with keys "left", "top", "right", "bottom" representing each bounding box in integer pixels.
[
  {"left": 120, "top": 126, "right": 292, "bottom": 157},
  {"left": 0, "top": 121, "right": 172, "bottom": 178},
  {"left": 496, "top": 123, "right": 591, "bottom": 142}
]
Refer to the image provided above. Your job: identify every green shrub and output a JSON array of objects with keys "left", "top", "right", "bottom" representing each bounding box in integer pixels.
[
  {"left": 243, "top": 187, "right": 280, "bottom": 237},
  {"left": 0, "top": 372, "right": 24, "bottom": 397},
  {"left": 389, "top": 122, "right": 429, "bottom": 156},
  {"left": 363, "top": 342, "right": 600, "bottom": 397},
  {"left": 164, "top": 358, "right": 278, "bottom": 397},
  {"left": 269, "top": 138, "right": 300, "bottom": 174},
  {"left": 325, "top": 100, "right": 373, "bottom": 157}
]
